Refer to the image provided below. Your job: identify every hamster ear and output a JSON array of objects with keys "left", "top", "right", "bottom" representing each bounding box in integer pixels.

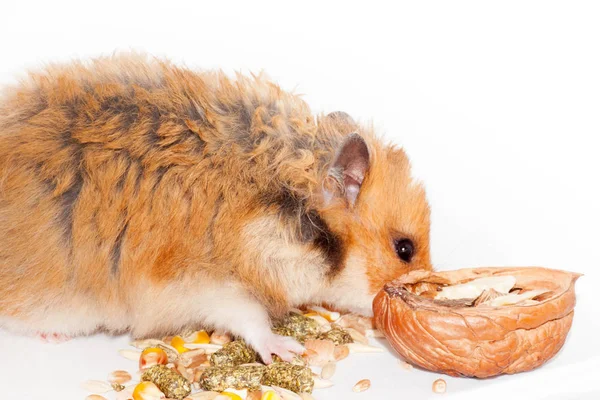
[
  {"left": 324, "top": 133, "right": 370, "bottom": 207},
  {"left": 325, "top": 111, "right": 356, "bottom": 125}
]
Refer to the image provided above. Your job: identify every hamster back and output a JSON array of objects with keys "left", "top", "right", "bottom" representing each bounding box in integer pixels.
[{"left": 0, "top": 54, "right": 341, "bottom": 334}]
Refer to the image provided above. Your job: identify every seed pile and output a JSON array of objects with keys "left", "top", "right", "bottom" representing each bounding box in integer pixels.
[{"left": 81, "top": 307, "right": 385, "bottom": 399}]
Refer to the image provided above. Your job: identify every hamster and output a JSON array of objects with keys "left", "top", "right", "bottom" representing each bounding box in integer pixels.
[{"left": 0, "top": 54, "right": 431, "bottom": 362}]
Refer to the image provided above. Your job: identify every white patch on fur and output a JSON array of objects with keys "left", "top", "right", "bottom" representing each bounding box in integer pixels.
[
  {"left": 243, "top": 216, "right": 375, "bottom": 317},
  {"left": 242, "top": 216, "right": 327, "bottom": 306},
  {"left": 0, "top": 293, "right": 116, "bottom": 337},
  {"left": 314, "top": 252, "right": 375, "bottom": 317}
]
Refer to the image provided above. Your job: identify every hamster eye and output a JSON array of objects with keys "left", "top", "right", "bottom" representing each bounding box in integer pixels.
[{"left": 394, "top": 239, "right": 415, "bottom": 263}]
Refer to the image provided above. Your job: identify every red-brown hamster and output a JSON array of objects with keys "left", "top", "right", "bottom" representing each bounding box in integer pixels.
[{"left": 0, "top": 54, "right": 431, "bottom": 362}]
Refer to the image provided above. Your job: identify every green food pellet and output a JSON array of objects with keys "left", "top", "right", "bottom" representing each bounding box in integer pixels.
[
  {"left": 198, "top": 365, "right": 266, "bottom": 391},
  {"left": 141, "top": 364, "right": 191, "bottom": 400},
  {"left": 262, "top": 362, "right": 314, "bottom": 393},
  {"left": 210, "top": 340, "right": 258, "bottom": 367}
]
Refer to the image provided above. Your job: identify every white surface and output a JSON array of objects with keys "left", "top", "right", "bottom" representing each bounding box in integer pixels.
[{"left": 1, "top": 1, "right": 599, "bottom": 399}]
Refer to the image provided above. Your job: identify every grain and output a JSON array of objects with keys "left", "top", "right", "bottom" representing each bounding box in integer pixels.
[
  {"left": 432, "top": 378, "right": 446, "bottom": 394},
  {"left": 352, "top": 379, "right": 371, "bottom": 393},
  {"left": 320, "top": 362, "right": 336, "bottom": 380}
]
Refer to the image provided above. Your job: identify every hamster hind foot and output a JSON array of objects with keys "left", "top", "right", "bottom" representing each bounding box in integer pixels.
[{"left": 36, "top": 332, "right": 72, "bottom": 344}]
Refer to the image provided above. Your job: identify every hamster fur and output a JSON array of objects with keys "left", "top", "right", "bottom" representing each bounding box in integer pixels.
[{"left": 0, "top": 54, "right": 431, "bottom": 361}]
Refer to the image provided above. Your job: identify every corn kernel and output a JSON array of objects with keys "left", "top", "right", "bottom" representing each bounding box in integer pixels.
[
  {"left": 261, "top": 391, "right": 281, "bottom": 400},
  {"left": 139, "top": 347, "right": 169, "bottom": 370},
  {"left": 132, "top": 381, "right": 164, "bottom": 400},
  {"left": 191, "top": 330, "right": 211, "bottom": 344},
  {"left": 307, "top": 306, "right": 340, "bottom": 322},
  {"left": 220, "top": 392, "right": 243, "bottom": 400},
  {"left": 170, "top": 335, "right": 189, "bottom": 353}
]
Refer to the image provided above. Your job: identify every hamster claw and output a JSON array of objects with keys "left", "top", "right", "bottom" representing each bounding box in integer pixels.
[
  {"left": 36, "top": 332, "right": 71, "bottom": 344},
  {"left": 256, "top": 334, "right": 305, "bottom": 364}
]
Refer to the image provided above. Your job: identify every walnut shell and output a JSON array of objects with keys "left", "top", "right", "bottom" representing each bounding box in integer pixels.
[{"left": 373, "top": 267, "right": 580, "bottom": 378}]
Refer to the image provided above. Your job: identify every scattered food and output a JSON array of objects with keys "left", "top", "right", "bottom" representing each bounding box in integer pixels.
[
  {"left": 132, "top": 381, "right": 164, "bottom": 400},
  {"left": 82, "top": 307, "right": 385, "bottom": 400},
  {"left": 306, "top": 306, "right": 340, "bottom": 322},
  {"left": 320, "top": 362, "right": 336, "bottom": 380},
  {"left": 199, "top": 365, "right": 265, "bottom": 392},
  {"left": 220, "top": 389, "right": 246, "bottom": 399},
  {"left": 171, "top": 336, "right": 191, "bottom": 354},
  {"left": 118, "top": 349, "right": 142, "bottom": 361},
  {"left": 432, "top": 378, "right": 446, "bottom": 394},
  {"left": 272, "top": 313, "right": 321, "bottom": 343},
  {"left": 211, "top": 331, "right": 233, "bottom": 346},
  {"left": 312, "top": 378, "right": 333, "bottom": 389},
  {"left": 141, "top": 364, "right": 192, "bottom": 399},
  {"left": 262, "top": 363, "right": 314, "bottom": 393},
  {"left": 302, "top": 339, "right": 335, "bottom": 367},
  {"left": 108, "top": 370, "right": 132, "bottom": 385},
  {"left": 352, "top": 379, "right": 371, "bottom": 393},
  {"left": 139, "top": 347, "right": 169, "bottom": 370},
  {"left": 260, "top": 390, "right": 281, "bottom": 400},
  {"left": 346, "top": 343, "right": 384, "bottom": 353},
  {"left": 211, "top": 341, "right": 258, "bottom": 367},
  {"left": 111, "top": 383, "right": 125, "bottom": 392},
  {"left": 315, "top": 326, "right": 353, "bottom": 345},
  {"left": 333, "top": 345, "right": 349, "bottom": 361},
  {"left": 85, "top": 395, "right": 108, "bottom": 400}
]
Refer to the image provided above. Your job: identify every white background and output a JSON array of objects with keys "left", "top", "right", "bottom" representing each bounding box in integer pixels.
[{"left": 0, "top": 1, "right": 599, "bottom": 399}]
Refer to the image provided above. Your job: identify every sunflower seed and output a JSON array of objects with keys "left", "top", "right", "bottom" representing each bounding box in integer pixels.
[
  {"left": 210, "top": 331, "right": 232, "bottom": 345},
  {"left": 365, "top": 329, "right": 384, "bottom": 338},
  {"left": 307, "top": 315, "right": 331, "bottom": 329},
  {"left": 320, "top": 362, "right": 336, "bottom": 380},
  {"left": 432, "top": 378, "right": 447, "bottom": 393},
  {"left": 352, "top": 379, "right": 371, "bottom": 393},
  {"left": 303, "top": 339, "right": 335, "bottom": 367},
  {"left": 183, "top": 343, "right": 223, "bottom": 352},
  {"left": 344, "top": 327, "right": 368, "bottom": 345},
  {"left": 119, "top": 349, "right": 142, "bottom": 361},
  {"left": 85, "top": 395, "right": 108, "bottom": 400},
  {"left": 346, "top": 343, "right": 383, "bottom": 353},
  {"left": 333, "top": 345, "right": 349, "bottom": 361},
  {"left": 108, "top": 370, "right": 132, "bottom": 385}
]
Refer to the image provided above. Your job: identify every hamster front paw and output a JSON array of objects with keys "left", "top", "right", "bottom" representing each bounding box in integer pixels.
[{"left": 252, "top": 333, "right": 305, "bottom": 364}]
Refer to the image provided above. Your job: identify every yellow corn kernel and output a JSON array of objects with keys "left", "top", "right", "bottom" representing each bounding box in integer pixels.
[
  {"left": 191, "top": 330, "right": 211, "bottom": 344},
  {"left": 261, "top": 391, "right": 282, "bottom": 400},
  {"left": 220, "top": 392, "right": 243, "bottom": 400},
  {"left": 170, "top": 335, "right": 189, "bottom": 353},
  {"left": 139, "top": 347, "right": 168, "bottom": 370},
  {"left": 132, "top": 381, "right": 164, "bottom": 400},
  {"left": 307, "top": 306, "right": 340, "bottom": 322}
]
